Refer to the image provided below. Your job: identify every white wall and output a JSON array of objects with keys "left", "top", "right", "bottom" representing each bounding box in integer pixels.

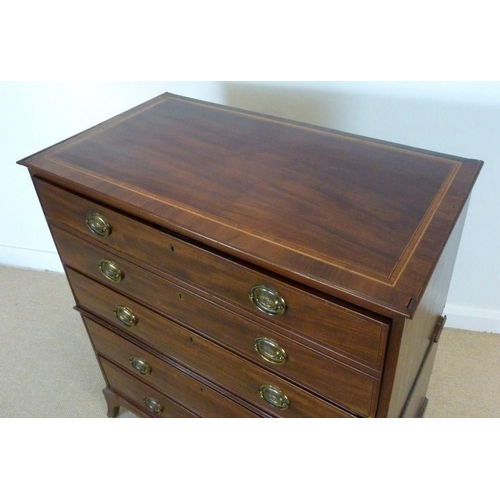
[
  {"left": 0, "top": 82, "right": 223, "bottom": 272},
  {"left": 1, "top": 82, "right": 498, "bottom": 333}
]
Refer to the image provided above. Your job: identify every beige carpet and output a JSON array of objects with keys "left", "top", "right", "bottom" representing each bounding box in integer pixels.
[{"left": 1, "top": 264, "right": 498, "bottom": 418}]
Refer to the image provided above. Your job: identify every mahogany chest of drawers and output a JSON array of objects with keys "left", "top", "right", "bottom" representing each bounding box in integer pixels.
[{"left": 18, "top": 92, "right": 482, "bottom": 417}]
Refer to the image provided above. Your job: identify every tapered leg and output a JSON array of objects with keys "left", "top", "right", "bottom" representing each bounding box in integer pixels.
[{"left": 103, "top": 387, "right": 120, "bottom": 418}]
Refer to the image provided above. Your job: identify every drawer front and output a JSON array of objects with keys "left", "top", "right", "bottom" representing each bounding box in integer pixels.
[
  {"left": 37, "top": 178, "right": 388, "bottom": 370},
  {"left": 100, "top": 357, "right": 196, "bottom": 418},
  {"left": 53, "top": 224, "right": 382, "bottom": 391},
  {"left": 67, "top": 266, "right": 378, "bottom": 416},
  {"left": 86, "top": 317, "right": 258, "bottom": 418},
  {"left": 68, "top": 270, "right": 356, "bottom": 417}
]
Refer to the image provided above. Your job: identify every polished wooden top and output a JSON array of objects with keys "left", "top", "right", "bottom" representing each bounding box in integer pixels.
[{"left": 19, "top": 93, "right": 482, "bottom": 317}]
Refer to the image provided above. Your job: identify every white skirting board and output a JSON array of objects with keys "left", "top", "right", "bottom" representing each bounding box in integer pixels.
[
  {"left": 2, "top": 245, "right": 499, "bottom": 334},
  {"left": 0, "top": 245, "right": 63, "bottom": 273},
  {"left": 444, "top": 304, "right": 500, "bottom": 335}
]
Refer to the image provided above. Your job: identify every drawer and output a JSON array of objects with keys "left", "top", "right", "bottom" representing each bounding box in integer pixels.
[
  {"left": 37, "top": 178, "right": 389, "bottom": 370},
  {"left": 67, "top": 266, "right": 379, "bottom": 416},
  {"left": 68, "top": 269, "right": 357, "bottom": 417},
  {"left": 52, "top": 224, "right": 384, "bottom": 384},
  {"left": 86, "top": 317, "right": 258, "bottom": 417},
  {"left": 100, "top": 357, "right": 196, "bottom": 418}
]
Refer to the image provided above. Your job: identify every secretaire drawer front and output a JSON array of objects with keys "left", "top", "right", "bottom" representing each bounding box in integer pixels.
[
  {"left": 36, "top": 178, "right": 388, "bottom": 370},
  {"left": 85, "top": 318, "right": 258, "bottom": 418},
  {"left": 99, "top": 357, "right": 196, "bottom": 418},
  {"left": 66, "top": 267, "right": 379, "bottom": 416}
]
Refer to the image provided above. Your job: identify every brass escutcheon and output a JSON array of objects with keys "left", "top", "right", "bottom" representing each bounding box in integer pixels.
[
  {"left": 259, "top": 384, "right": 290, "bottom": 410},
  {"left": 86, "top": 212, "right": 111, "bottom": 237},
  {"left": 249, "top": 285, "right": 286, "bottom": 316},
  {"left": 99, "top": 259, "right": 123, "bottom": 283},
  {"left": 254, "top": 337, "right": 287, "bottom": 364},
  {"left": 113, "top": 305, "right": 137, "bottom": 328}
]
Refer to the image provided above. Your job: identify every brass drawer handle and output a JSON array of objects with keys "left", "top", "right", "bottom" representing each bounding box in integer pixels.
[
  {"left": 254, "top": 337, "right": 287, "bottom": 364},
  {"left": 143, "top": 396, "right": 163, "bottom": 414},
  {"left": 99, "top": 259, "right": 123, "bottom": 283},
  {"left": 113, "top": 305, "right": 138, "bottom": 328},
  {"left": 249, "top": 285, "right": 286, "bottom": 316},
  {"left": 86, "top": 212, "right": 111, "bottom": 237},
  {"left": 130, "top": 356, "right": 152, "bottom": 375},
  {"left": 259, "top": 385, "right": 290, "bottom": 410}
]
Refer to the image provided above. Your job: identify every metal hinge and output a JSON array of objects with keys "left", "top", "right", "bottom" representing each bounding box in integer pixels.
[{"left": 432, "top": 315, "right": 447, "bottom": 343}]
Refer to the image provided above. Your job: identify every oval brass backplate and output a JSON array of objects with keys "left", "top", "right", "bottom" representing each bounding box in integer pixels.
[
  {"left": 130, "top": 356, "right": 152, "bottom": 375},
  {"left": 86, "top": 212, "right": 111, "bottom": 237},
  {"left": 113, "top": 305, "right": 138, "bottom": 328},
  {"left": 249, "top": 285, "right": 286, "bottom": 316},
  {"left": 143, "top": 396, "right": 163, "bottom": 414},
  {"left": 99, "top": 259, "right": 123, "bottom": 283},
  {"left": 259, "top": 384, "right": 290, "bottom": 410},
  {"left": 254, "top": 337, "right": 287, "bottom": 364}
]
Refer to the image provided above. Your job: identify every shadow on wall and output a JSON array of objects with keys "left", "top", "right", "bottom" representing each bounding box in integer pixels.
[
  {"left": 221, "top": 82, "right": 432, "bottom": 151},
  {"left": 221, "top": 81, "right": 420, "bottom": 143},
  {"left": 220, "top": 82, "right": 347, "bottom": 131},
  {"left": 219, "top": 82, "right": 499, "bottom": 159}
]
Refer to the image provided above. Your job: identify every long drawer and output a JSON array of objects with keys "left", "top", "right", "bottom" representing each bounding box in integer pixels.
[
  {"left": 37, "top": 178, "right": 389, "bottom": 370},
  {"left": 68, "top": 269, "right": 358, "bottom": 417},
  {"left": 87, "top": 317, "right": 259, "bottom": 417}
]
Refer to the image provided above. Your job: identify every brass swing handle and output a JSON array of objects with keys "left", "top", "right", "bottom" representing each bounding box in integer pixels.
[
  {"left": 86, "top": 212, "right": 111, "bottom": 238},
  {"left": 99, "top": 259, "right": 123, "bottom": 283},
  {"left": 143, "top": 396, "right": 163, "bottom": 414},
  {"left": 254, "top": 337, "right": 287, "bottom": 364},
  {"left": 249, "top": 285, "right": 286, "bottom": 316},
  {"left": 130, "top": 356, "right": 152, "bottom": 375},
  {"left": 113, "top": 305, "right": 138, "bottom": 328},
  {"left": 259, "top": 385, "right": 290, "bottom": 410}
]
